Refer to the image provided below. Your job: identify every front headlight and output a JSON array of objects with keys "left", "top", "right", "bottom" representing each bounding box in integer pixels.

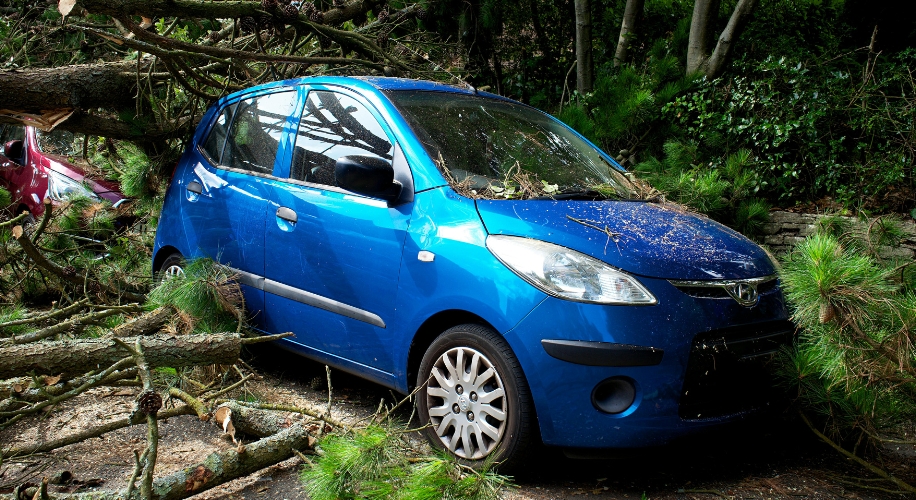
[
  {"left": 47, "top": 170, "right": 100, "bottom": 202},
  {"left": 486, "top": 235, "right": 657, "bottom": 305}
]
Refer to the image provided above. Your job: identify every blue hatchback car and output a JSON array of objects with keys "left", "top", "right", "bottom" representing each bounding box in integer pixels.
[{"left": 153, "top": 76, "right": 791, "bottom": 468}]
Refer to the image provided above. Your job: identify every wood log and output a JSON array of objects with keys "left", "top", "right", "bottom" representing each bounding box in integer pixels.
[
  {"left": 110, "top": 307, "right": 173, "bottom": 338},
  {"left": 0, "top": 333, "right": 241, "bottom": 379}
]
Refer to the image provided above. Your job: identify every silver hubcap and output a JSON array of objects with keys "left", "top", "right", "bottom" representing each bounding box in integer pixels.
[
  {"left": 163, "top": 265, "right": 185, "bottom": 279},
  {"left": 426, "top": 346, "right": 507, "bottom": 460}
]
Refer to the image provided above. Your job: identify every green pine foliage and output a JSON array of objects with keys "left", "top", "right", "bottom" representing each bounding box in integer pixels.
[
  {"left": 302, "top": 426, "right": 512, "bottom": 500},
  {"left": 146, "top": 258, "right": 244, "bottom": 333},
  {"left": 0, "top": 187, "right": 11, "bottom": 209},
  {"left": 777, "top": 225, "right": 916, "bottom": 440},
  {"left": 632, "top": 141, "right": 771, "bottom": 236}
]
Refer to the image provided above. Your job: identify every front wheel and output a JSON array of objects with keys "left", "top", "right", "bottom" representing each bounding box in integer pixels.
[
  {"left": 157, "top": 253, "right": 185, "bottom": 281},
  {"left": 417, "top": 324, "right": 534, "bottom": 471}
]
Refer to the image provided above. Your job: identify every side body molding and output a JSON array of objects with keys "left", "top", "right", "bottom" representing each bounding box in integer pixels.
[{"left": 232, "top": 268, "right": 386, "bottom": 328}]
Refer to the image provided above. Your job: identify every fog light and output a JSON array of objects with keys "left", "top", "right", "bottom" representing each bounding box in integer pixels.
[{"left": 591, "top": 378, "right": 636, "bottom": 414}]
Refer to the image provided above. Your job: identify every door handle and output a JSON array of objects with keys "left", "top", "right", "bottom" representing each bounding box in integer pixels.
[
  {"left": 276, "top": 206, "right": 297, "bottom": 223},
  {"left": 186, "top": 181, "right": 203, "bottom": 194}
]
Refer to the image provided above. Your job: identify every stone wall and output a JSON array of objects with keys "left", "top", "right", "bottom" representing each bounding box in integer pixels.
[{"left": 759, "top": 211, "right": 916, "bottom": 259}]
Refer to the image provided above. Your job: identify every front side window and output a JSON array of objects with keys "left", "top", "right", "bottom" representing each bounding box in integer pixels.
[
  {"left": 0, "top": 124, "right": 25, "bottom": 144},
  {"left": 290, "top": 91, "right": 392, "bottom": 186},
  {"left": 221, "top": 91, "right": 297, "bottom": 175}
]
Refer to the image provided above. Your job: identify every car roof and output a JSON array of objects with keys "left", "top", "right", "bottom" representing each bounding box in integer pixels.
[{"left": 219, "top": 76, "right": 512, "bottom": 105}]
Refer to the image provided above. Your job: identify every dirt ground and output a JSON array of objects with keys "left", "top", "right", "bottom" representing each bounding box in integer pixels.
[{"left": 2, "top": 343, "right": 914, "bottom": 500}]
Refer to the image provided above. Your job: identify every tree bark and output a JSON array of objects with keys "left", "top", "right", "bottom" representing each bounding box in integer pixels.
[
  {"left": 703, "top": 0, "right": 758, "bottom": 79},
  {"left": 68, "top": 0, "right": 382, "bottom": 27},
  {"left": 574, "top": 0, "right": 593, "bottom": 93},
  {"left": 0, "top": 62, "right": 136, "bottom": 115},
  {"left": 0, "top": 333, "right": 242, "bottom": 379},
  {"left": 614, "top": 0, "right": 645, "bottom": 67},
  {"left": 686, "top": 0, "right": 716, "bottom": 74},
  {"left": 110, "top": 307, "right": 174, "bottom": 338}
]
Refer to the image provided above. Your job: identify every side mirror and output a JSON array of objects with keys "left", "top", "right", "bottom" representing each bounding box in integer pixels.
[
  {"left": 335, "top": 155, "right": 400, "bottom": 201},
  {"left": 3, "top": 140, "right": 24, "bottom": 164}
]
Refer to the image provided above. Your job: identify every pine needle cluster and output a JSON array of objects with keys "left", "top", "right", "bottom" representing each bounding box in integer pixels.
[
  {"left": 634, "top": 140, "right": 771, "bottom": 235},
  {"left": 302, "top": 425, "right": 512, "bottom": 500},
  {"left": 146, "top": 258, "right": 245, "bottom": 333},
  {"left": 778, "top": 220, "right": 916, "bottom": 442}
]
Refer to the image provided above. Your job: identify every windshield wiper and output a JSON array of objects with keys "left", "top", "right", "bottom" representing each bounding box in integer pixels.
[{"left": 533, "top": 188, "right": 614, "bottom": 201}]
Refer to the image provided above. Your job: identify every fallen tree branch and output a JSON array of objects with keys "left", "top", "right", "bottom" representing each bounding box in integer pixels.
[
  {"left": 219, "top": 400, "right": 349, "bottom": 431},
  {"left": 109, "top": 306, "right": 173, "bottom": 338},
  {"left": 0, "top": 357, "right": 134, "bottom": 420},
  {"left": 1, "top": 405, "right": 315, "bottom": 499},
  {"left": 799, "top": 411, "right": 916, "bottom": 494},
  {"left": 0, "top": 304, "right": 142, "bottom": 347},
  {"left": 31, "top": 198, "right": 53, "bottom": 243},
  {"left": 168, "top": 387, "right": 209, "bottom": 421},
  {"left": 0, "top": 367, "right": 138, "bottom": 413},
  {"left": 1, "top": 405, "right": 195, "bottom": 458},
  {"left": 0, "top": 298, "right": 89, "bottom": 330},
  {"left": 11, "top": 225, "right": 145, "bottom": 302},
  {"left": 0, "top": 332, "right": 243, "bottom": 379}
]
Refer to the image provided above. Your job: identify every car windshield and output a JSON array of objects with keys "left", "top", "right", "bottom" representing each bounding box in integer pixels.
[
  {"left": 386, "top": 90, "right": 644, "bottom": 200},
  {"left": 35, "top": 129, "right": 82, "bottom": 156}
]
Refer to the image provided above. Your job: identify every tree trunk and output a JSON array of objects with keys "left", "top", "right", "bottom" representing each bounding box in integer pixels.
[
  {"left": 0, "top": 62, "right": 136, "bottom": 114},
  {"left": 614, "top": 0, "right": 645, "bottom": 67},
  {"left": 686, "top": 0, "right": 716, "bottom": 74},
  {"left": 703, "top": 0, "right": 758, "bottom": 78},
  {"left": 574, "top": 0, "right": 593, "bottom": 93},
  {"left": 0, "top": 333, "right": 242, "bottom": 379},
  {"left": 67, "top": 0, "right": 378, "bottom": 26}
]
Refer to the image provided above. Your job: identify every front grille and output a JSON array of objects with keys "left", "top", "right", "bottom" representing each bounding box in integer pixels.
[
  {"left": 679, "top": 321, "right": 794, "bottom": 420},
  {"left": 672, "top": 275, "right": 780, "bottom": 302}
]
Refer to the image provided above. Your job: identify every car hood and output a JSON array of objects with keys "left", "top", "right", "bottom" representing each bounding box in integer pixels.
[{"left": 475, "top": 199, "right": 776, "bottom": 280}]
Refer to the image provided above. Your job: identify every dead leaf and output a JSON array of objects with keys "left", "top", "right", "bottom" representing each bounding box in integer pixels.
[
  {"left": 43, "top": 374, "right": 62, "bottom": 386},
  {"left": 307, "top": 436, "right": 317, "bottom": 448},
  {"left": 58, "top": 0, "right": 77, "bottom": 17}
]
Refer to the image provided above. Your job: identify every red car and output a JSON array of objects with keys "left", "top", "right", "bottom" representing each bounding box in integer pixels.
[{"left": 0, "top": 124, "right": 127, "bottom": 218}]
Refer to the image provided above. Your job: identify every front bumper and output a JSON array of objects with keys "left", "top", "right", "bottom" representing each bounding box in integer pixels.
[{"left": 502, "top": 275, "right": 791, "bottom": 449}]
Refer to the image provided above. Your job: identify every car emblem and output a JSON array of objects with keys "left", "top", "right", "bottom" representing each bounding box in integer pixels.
[
  {"left": 458, "top": 395, "right": 470, "bottom": 412},
  {"left": 727, "top": 282, "right": 759, "bottom": 306}
]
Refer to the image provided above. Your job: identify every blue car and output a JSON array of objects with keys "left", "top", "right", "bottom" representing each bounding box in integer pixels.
[{"left": 153, "top": 76, "right": 791, "bottom": 468}]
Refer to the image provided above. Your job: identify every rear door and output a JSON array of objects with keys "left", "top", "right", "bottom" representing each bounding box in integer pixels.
[
  {"left": 261, "top": 87, "right": 413, "bottom": 379},
  {"left": 177, "top": 90, "right": 299, "bottom": 319}
]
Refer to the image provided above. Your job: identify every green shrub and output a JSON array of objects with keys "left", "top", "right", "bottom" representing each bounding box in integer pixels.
[{"left": 778, "top": 224, "right": 916, "bottom": 441}]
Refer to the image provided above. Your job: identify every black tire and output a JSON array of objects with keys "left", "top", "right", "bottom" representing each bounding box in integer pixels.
[
  {"left": 157, "top": 253, "right": 186, "bottom": 281},
  {"left": 417, "top": 324, "right": 534, "bottom": 471}
]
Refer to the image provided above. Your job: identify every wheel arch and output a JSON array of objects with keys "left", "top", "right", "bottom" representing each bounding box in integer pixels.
[
  {"left": 152, "top": 245, "right": 182, "bottom": 275},
  {"left": 406, "top": 309, "right": 495, "bottom": 392}
]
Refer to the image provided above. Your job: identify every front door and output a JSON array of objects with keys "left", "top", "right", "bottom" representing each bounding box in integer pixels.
[
  {"left": 177, "top": 90, "right": 299, "bottom": 319},
  {"left": 262, "top": 88, "right": 412, "bottom": 379}
]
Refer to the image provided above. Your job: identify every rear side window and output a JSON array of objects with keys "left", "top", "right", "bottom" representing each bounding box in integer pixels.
[
  {"left": 201, "top": 105, "right": 234, "bottom": 165},
  {"left": 290, "top": 91, "right": 392, "bottom": 186},
  {"left": 213, "top": 91, "right": 297, "bottom": 175}
]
